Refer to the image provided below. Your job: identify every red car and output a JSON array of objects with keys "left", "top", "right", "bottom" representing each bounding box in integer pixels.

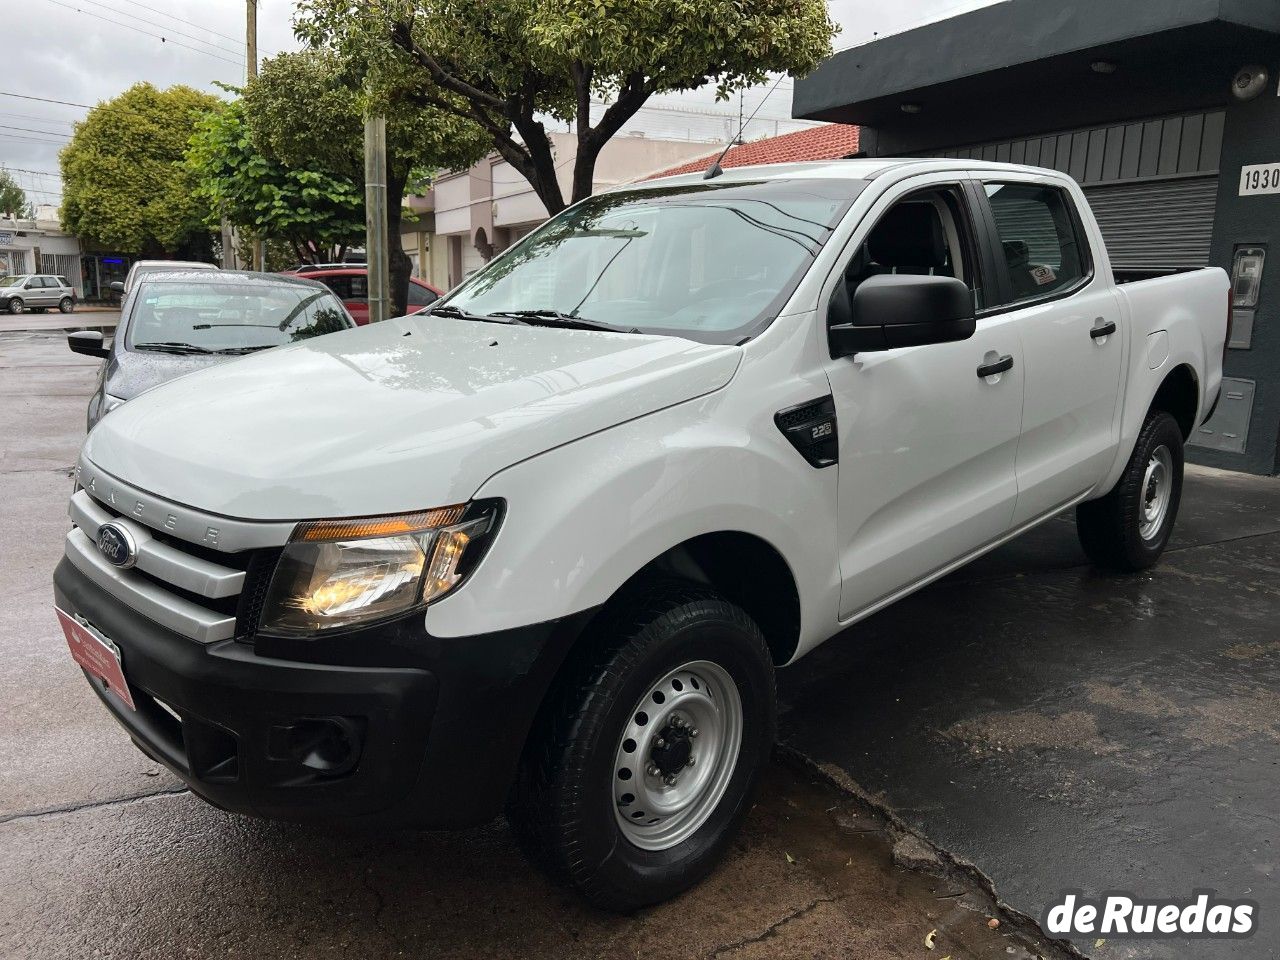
[{"left": 282, "top": 265, "right": 443, "bottom": 325}]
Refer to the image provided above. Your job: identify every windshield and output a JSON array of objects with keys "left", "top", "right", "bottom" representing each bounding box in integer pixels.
[
  {"left": 442, "top": 178, "right": 865, "bottom": 344},
  {"left": 126, "top": 281, "right": 351, "bottom": 354}
]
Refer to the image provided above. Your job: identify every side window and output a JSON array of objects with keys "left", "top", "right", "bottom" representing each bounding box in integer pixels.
[
  {"left": 348, "top": 274, "right": 369, "bottom": 300},
  {"left": 318, "top": 276, "right": 351, "bottom": 300},
  {"left": 837, "top": 184, "right": 984, "bottom": 317},
  {"left": 984, "top": 183, "right": 1087, "bottom": 303},
  {"left": 407, "top": 283, "right": 438, "bottom": 307}
]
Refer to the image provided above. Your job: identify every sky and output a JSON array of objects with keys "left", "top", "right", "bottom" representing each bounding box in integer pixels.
[{"left": 1, "top": 0, "right": 1000, "bottom": 209}]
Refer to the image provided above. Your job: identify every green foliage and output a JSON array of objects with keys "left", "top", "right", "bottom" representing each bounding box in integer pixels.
[
  {"left": 186, "top": 98, "right": 364, "bottom": 263},
  {"left": 295, "top": 0, "right": 837, "bottom": 213},
  {"left": 0, "top": 170, "right": 28, "bottom": 218},
  {"left": 60, "top": 83, "right": 220, "bottom": 254},
  {"left": 243, "top": 49, "right": 490, "bottom": 191}
]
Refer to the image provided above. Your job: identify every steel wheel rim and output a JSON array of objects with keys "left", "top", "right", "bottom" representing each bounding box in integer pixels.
[
  {"left": 612, "top": 660, "right": 743, "bottom": 852},
  {"left": 1139, "top": 444, "right": 1173, "bottom": 540}
]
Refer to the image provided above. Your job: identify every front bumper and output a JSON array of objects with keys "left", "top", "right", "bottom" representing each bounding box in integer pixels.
[{"left": 54, "top": 557, "right": 593, "bottom": 827}]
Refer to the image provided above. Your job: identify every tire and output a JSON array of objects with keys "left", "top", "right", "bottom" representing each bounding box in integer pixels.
[
  {"left": 59, "top": 297, "right": 74, "bottom": 314},
  {"left": 509, "top": 583, "right": 776, "bottom": 912},
  {"left": 1077, "top": 410, "right": 1184, "bottom": 571},
  {"left": 6, "top": 297, "right": 22, "bottom": 315}
]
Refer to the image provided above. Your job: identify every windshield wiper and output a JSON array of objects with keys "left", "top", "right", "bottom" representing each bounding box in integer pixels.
[
  {"left": 133, "top": 342, "right": 215, "bottom": 355},
  {"left": 212, "top": 345, "right": 273, "bottom": 355},
  {"left": 491, "top": 310, "right": 640, "bottom": 334},
  {"left": 429, "top": 304, "right": 528, "bottom": 325}
]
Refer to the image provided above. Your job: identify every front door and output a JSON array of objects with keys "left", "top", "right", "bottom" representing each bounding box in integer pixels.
[
  {"left": 824, "top": 178, "right": 1025, "bottom": 621},
  {"left": 978, "top": 179, "right": 1124, "bottom": 525}
]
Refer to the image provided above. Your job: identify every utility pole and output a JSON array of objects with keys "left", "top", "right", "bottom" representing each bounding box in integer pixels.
[
  {"left": 364, "top": 113, "right": 390, "bottom": 323},
  {"left": 246, "top": 0, "right": 264, "bottom": 271}
]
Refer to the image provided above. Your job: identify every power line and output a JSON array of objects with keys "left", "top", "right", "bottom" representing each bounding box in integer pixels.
[
  {"left": 0, "top": 167, "right": 64, "bottom": 178},
  {"left": 0, "top": 91, "right": 93, "bottom": 110},
  {"left": 122, "top": 0, "right": 251, "bottom": 50},
  {"left": 0, "top": 112, "right": 76, "bottom": 128},
  {"left": 40, "top": 0, "right": 245, "bottom": 67},
  {"left": 73, "top": 0, "right": 246, "bottom": 61},
  {"left": 0, "top": 124, "right": 71, "bottom": 141}
]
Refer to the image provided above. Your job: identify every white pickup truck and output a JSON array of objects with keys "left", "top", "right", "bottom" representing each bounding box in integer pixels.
[{"left": 55, "top": 159, "right": 1229, "bottom": 910}]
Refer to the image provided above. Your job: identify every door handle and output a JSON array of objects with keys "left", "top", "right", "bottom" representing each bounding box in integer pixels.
[
  {"left": 976, "top": 355, "right": 1014, "bottom": 378},
  {"left": 1090, "top": 320, "right": 1117, "bottom": 339}
]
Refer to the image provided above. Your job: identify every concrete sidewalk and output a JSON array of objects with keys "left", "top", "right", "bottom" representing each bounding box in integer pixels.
[{"left": 779, "top": 465, "right": 1280, "bottom": 960}]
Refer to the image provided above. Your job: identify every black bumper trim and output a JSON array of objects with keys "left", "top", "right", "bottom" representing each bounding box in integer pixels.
[{"left": 54, "top": 557, "right": 596, "bottom": 827}]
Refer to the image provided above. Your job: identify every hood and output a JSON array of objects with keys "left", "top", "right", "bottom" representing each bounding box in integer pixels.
[
  {"left": 105, "top": 350, "right": 226, "bottom": 402},
  {"left": 83, "top": 315, "right": 742, "bottom": 520}
]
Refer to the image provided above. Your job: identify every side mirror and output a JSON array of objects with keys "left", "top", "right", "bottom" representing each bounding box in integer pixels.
[
  {"left": 68, "top": 330, "right": 110, "bottom": 359},
  {"left": 108, "top": 281, "right": 125, "bottom": 294},
  {"left": 829, "top": 274, "right": 976, "bottom": 358}
]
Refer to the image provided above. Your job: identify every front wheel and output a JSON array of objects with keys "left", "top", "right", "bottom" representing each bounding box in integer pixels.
[
  {"left": 6, "top": 297, "right": 22, "bottom": 315},
  {"left": 59, "top": 297, "right": 74, "bottom": 314},
  {"left": 510, "top": 585, "right": 775, "bottom": 911},
  {"left": 1077, "top": 410, "right": 1184, "bottom": 571}
]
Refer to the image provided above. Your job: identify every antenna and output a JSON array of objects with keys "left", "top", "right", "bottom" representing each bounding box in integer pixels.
[{"left": 704, "top": 75, "right": 786, "bottom": 180}]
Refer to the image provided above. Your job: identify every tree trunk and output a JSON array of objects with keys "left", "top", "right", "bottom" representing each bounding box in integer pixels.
[{"left": 386, "top": 154, "right": 411, "bottom": 318}]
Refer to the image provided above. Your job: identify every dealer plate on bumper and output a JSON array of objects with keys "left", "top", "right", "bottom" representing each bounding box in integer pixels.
[{"left": 55, "top": 607, "right": 136, "bottom": 711}]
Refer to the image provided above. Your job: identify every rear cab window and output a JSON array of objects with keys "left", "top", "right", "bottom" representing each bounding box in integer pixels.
[{"left": 982, "top": 182, "right": 1091, "bottom": 305}]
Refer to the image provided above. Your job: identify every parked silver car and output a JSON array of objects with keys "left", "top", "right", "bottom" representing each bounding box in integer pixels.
[
  {"left": 109, "top": 259, "right": 217, "bottom": 297},
  {"left": 0, "top": 274, "right": 76, "bottom": 314}
]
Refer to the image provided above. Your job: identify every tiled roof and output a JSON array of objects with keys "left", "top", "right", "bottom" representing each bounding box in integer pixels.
[{"left": 645, "top": 123, "right": 861, "bottom": 179}]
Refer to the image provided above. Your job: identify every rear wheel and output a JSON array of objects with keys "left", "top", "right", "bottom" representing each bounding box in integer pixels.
[
  {"left": 6, "top": 297, "right": 22, "bottom": 315},
  {"left": 59, "top": 297, "right": 74, "bottom": 314},
  {"left": 510, "top": 584, "right": 775, "bottom": 912},
  {"left": 1077, "top": 409, "right": 1184, "bottom": 571}
]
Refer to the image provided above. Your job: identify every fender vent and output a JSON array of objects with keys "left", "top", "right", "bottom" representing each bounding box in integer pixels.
[{"left": 775, "top": 396, "right": 838, "bottom": 468}]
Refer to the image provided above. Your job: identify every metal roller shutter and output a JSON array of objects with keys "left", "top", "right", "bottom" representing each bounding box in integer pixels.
[{"left": 1083, "top": 176, "right": 1219, "bottom": 271}]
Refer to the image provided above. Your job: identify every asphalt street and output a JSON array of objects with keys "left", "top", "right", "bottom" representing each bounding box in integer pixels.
[
  {"left": 4, "top": 327, "right": 1275, "bottom": 959},
  {"left": 0, "top": 331, "right": 1051, "bottom": 960},
  {"left": 781, "top": 466, "right": 1280, "bottom": 959}
]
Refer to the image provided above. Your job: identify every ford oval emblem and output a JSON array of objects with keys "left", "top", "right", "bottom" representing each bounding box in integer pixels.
[{"left": 97, "top": 522, "right": 137, "bottom": 569}]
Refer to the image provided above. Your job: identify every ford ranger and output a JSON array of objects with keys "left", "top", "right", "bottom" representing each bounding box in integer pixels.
[{"left": 53, "top": 159, "right": 1229, "bottom": 910}]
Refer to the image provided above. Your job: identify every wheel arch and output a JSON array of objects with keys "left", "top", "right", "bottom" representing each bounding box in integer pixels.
[
  {"left": 1149, "top": 363, "right": 1200, "bottom": 440},
  {"left": 594, "top": 530, "right": 803, "bottom": 667}
]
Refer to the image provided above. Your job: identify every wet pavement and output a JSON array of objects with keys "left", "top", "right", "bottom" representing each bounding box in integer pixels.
[
  {"left": 0, "top": 332, "right": 1052, "bottom": 960},
  {"left": 5, "top": 329, "right": 1276, "bottom": 959},
  {"left": 780, "top": 466, "right": 1280, "bottom": 959},
  {"left": 0, "top": 307, "right": 118, "bottom": 335}
]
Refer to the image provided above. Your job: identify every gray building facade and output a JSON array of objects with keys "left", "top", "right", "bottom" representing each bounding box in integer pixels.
[{"left": 794, "top": 0, "right": 1280, "bottom": 475}]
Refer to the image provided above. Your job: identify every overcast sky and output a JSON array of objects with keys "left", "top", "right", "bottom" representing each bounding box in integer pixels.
[{"left": 3, "top": 0, "right": 999, "bottom": 208}]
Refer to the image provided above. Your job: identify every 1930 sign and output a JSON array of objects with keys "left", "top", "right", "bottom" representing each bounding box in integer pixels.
[{"left": 1240, "top": 163, "right": 1280, "bottom": 196}]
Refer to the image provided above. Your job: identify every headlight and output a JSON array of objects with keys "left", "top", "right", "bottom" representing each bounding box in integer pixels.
[{"left": 257, "top": 501, "right": 501, "bottom": 637}]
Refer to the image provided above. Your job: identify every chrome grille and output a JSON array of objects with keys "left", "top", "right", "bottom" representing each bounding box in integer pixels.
[{"left": 65, "top": 464, "right": 294, "bottom": 644}]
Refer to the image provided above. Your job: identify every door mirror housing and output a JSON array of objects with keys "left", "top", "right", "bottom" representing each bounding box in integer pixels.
[
  {"left": 108, "top": 281, "right": 125, "bottom": 294},
  {"left": 68, "top": 330, "right": 110, "bottom": 359},
  {"left": 829, "top": 274, "right": 976, "bottom": 358}
]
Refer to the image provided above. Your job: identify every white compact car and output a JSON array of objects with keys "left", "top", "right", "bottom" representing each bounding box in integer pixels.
[{"left": 55, "top": 159, "right": 1228, "bottom": 910}]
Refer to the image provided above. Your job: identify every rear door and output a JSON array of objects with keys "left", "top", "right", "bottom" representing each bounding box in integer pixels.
[
  {"left": 824, "top": 175, "right": 1025, "bottom": 620},
  {"left": 25, "top": 277, "right": 51, "bottom": 307},
  {"left": 976, "top": 177, "right": 1124, "bottom": 525}
]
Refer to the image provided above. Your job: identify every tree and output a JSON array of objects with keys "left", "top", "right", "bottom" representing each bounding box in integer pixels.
[
  {"left": 186, "top": 98, "right": 365, "bottom": 265},
  {"left": 60, "top": 83, "right": 220, "bottom": 257},
  {"left": 0, "top": 170, "right": 28, "bottom": 219},
  {"left": 242, "top": 50, "right": 489, "bottom": 315},
  {"left": 296, "top": 0, "right": 836, "bottom": 217}
]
